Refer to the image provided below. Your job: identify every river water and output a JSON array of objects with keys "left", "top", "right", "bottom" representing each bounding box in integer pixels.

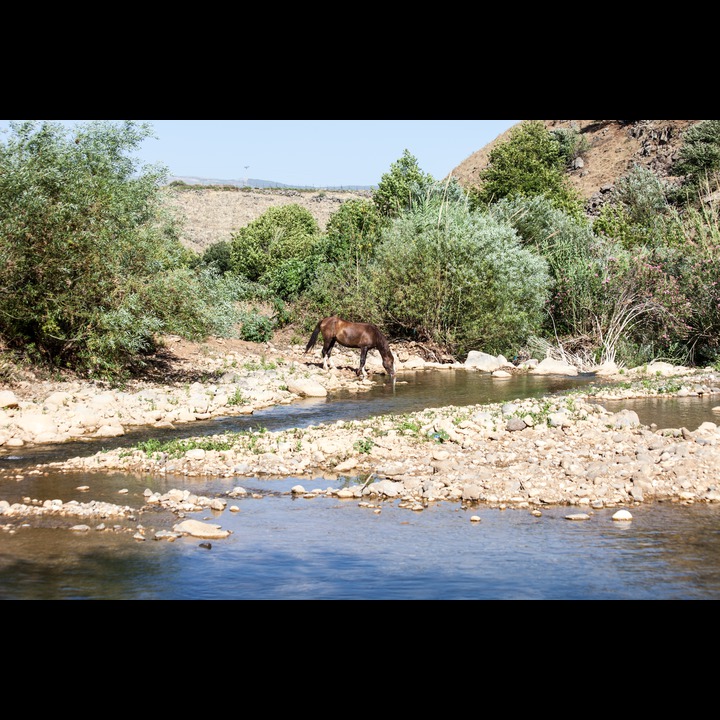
[{"left": 2, "top": 369, "right": 720, "bottom": 600}]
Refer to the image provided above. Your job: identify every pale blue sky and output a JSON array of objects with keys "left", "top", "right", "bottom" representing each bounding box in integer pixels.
[{"left": 0, "top": 119, "right": 520, "bottom": 188}]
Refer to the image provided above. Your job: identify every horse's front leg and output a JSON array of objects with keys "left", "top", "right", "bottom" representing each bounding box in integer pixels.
[
  {"left": 322, "top": 339, "right": 337, "bottom": 371},
  {"left": 358, "top": 347, "right": 368, "bottom": 378}
]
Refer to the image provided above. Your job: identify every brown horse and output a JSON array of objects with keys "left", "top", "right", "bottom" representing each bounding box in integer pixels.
[{"left": 304, "top": 315, "right": 396, "bottom": 379}]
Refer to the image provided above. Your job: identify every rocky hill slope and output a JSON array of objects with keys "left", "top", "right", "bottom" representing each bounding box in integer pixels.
[
  {"left": 450, "top": 120, "right": 701, "bottom": 209},
  {"left": 166, "top": 121, "right": 703, "bottom": 253}
]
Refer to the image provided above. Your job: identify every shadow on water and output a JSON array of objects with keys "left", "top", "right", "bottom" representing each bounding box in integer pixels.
[{"left": 3, "top": 498, "right": 720, "bottom": 599}]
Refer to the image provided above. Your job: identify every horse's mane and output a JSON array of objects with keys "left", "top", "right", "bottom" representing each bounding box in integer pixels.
[{"left": 373, "top": 325, "right": 391, "bottom": 354}]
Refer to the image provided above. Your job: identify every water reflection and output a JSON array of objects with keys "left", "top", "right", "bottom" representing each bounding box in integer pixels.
[
  {"left": 2, "top": 499, "right": 720, "bottom": 599},
  {"left": 592, "top": 394, "right": 720, "bottom": 432},
  {"left": 0, "top": 527, "right": 184, "bottom": 600}
]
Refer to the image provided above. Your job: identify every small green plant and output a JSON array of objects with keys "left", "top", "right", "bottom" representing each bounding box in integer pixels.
[
  {"left": 227, "top": 388, "right": 247, "bottom": 406},
  {"left": 395, "top": 418, "right": 422, "bottom": 435},
  {"left": 428, "top": 429, "right": 450, "bottom": 443},
  {"left": 523, "top": 399, "right": 554, "bottom": 426},
  {"left": 135, "top": 434, "right": 237, "bottom": 458},
  {"left": 354, "top": 438, "right": 375, "bottom": 453},
  {"left": 658, "top": 379, "right": 683, "bottom": 394},
  {"left": 239, "top": 314, "right": 274, "bottom": 342}
]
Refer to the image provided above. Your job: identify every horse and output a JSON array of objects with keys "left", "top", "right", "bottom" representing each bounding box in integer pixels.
[{"left": 304, "top": 315, "right": 396, "bottom": 380}]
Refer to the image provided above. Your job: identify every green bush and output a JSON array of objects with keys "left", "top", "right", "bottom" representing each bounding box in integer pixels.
[
  {"left": 364, "top": 199, "right": 551, "bottom": 357},
  {"left": 672, "top": 120, "right": 720, "bottom": 199},
  {"left": 260, "top": 257, "right": 315, "bottom": 300},
  {"left": 302, "top": 256, "right": 381, "bottom": 326},
  {"left": 490, "top": 195, "right": 601, "bottom": 338},
  {"left": 373, "top": 149, "right": 435, "bottom": 218},
  {"left": 229, "top": 204, "right": 320, "bottom": 282},
  {"left": 320, "top": 198, "right": 386, "bottom": 265},
  {"left": 0, "top": 120, "right": 224, "bottom": 378},
  {"left": 200, "top": 240, "right": 232, "bottom": 274},
  {"left": 239, "top": 312, "right": 274, "bottom": 342},
  {"left": 490, "top": 194, "right": 690, "bottom": 364},
  {"left": 469, "top": 120, "right": 585, "bottom": 219},
  {"left": 593, "top": 165, "right": 684, "bottom": 249},
  {"left": 550, "top": 126, "right": 589, "bottom": 167},
  {"left": 670, "top": 204, "right": 720, "bottom": 364}
]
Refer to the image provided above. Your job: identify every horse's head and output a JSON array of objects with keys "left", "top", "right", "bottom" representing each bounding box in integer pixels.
[{"left": 382, "top": 352, "right": 396, "bottom": 379}]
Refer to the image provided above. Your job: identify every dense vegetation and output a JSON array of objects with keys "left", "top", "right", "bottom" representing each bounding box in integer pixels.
[{"left": 2, "top": 119, "right": 720, "bottom": 381}]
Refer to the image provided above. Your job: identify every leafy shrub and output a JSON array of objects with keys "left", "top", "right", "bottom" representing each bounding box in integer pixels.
[
  {"left": 550, "top": 126, "right": 589, "bottom": 167},
  {"left": 365, "top": 199, "right": 551, "bottom": 357},
  {"left": 671, "top": 204, "right": 720, "bottom": 364},
  {"left": 469, "top": 120, "right": 585, "bottom": 219},
  {"left": 229, "top": 204, "right": 320, "bottom": 282},
  {"left": 319, "top": 198, "right": 386, "bottom": 265},
  {"left": 671, "top": 120, "right": 720, "bottom": 199},
  {"left": 490, "top": 193, "right": 691, "bottom": 364},
  {"left": 490, "top": 195, "right": 601, "bottom": 337},
  {"left": 239, "top": 312, "right": 274, "bottom": 342},
  {"left": 301, "top": 257, "right": 378, "bottom": 327},
  {"left": 0, "top": 120, "right": 223, "bottom": 378},
  {"left": 373, "top": 149, "right": 435, "bottom": 218},
  {"left": 260, "top": 257, "right": 314, "bottom": 300},
  {"left": 593, "top": 165, "right": 684, "bottom": 249},
  {"left": 200, "top": 240, "right": 232, "bottom": 274}
]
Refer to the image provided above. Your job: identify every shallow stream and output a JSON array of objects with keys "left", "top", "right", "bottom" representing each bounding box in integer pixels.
[{"left": 2, "top": 369, "right": 720, "bottom": 600}]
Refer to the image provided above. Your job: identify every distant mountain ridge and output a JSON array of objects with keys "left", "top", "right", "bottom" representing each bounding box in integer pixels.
[{"left": 168, "top": 175, "right": 374, "bottom": 192}]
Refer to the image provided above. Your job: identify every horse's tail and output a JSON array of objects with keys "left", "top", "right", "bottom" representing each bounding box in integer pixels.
[{"left": 304, "top": 320, "right": 322, "bottom": 353}]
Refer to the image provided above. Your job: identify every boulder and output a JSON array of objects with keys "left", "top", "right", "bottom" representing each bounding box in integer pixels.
[
  {"left": 464, "top": 351, "right": 501, "bottom": 372},
  {"left": 530, "top": 357, "right": 578, "bottom": 376}
]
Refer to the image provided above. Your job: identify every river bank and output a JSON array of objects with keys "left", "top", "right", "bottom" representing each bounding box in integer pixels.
[{"left": 2, "top": 335, "right": 720, "bottom": 540}]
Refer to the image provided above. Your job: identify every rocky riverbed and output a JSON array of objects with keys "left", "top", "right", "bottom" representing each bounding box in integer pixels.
[{"left": 2, "top": 336, "right": 720, "bottom": 540}]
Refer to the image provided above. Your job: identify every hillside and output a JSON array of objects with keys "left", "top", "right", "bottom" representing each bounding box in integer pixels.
[
  {"left": 163, "top": 186, "right": 371, "bottom": 254},
  {"left": 166, "top": 121, "right": 703, "bottom": 253},
  {"left": 450, "top": 120, "right": 701, "bottom": 210}
]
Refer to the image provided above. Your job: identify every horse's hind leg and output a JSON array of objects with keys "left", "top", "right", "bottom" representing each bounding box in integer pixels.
[{"left": 322, "top": 338, "right": 337, "bottom": 370}]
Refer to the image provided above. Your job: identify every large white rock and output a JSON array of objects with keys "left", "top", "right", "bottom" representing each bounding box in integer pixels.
[
  {"left": 592, "top": 361, "right": 619, "bottom": 376},
  {"left": 14, "top": 413, "right": 59, "bottom": 438},
  {"left": 94, "top": 424, "right": 125, "bottom": 438},
  {"left": 464, "top": 351, "right": 502, "bottom": 372},
  {"left": 401, "top": 355, "right": 425, "bottom": 369},
  {"left": 44, "top": 391, "right": 73, "bottom": 408},
  {"left": 611, "top": 409, "right": 640, "bottom": 428},
  {"left": 530, "top": 357, "right": 578, "bottom": 376},
  {"left": 286, "top": 378, "right": 328, "bottom": 397},
  {"left": 630, "top": 361, "right": 686, "bottom": 376},
  {"left": 69, "top": 406, "right": 104, "bottom": 428},
  {"left": 173, "top": 519, "right": 230, "bottom": 539},
  {"left": 0, "top": 390, "right": 19, "bottom": 408}
]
